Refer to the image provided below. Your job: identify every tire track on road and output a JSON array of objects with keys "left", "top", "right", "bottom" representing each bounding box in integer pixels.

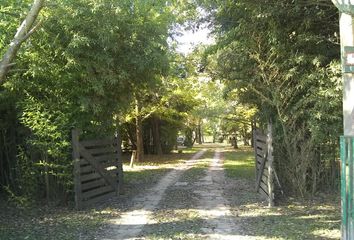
[
  {"left": 102, "top": 149, "right": 206, "bottom": 240},
  {"left": 194, "top": 149, "right": 249, "bottom": 240}
]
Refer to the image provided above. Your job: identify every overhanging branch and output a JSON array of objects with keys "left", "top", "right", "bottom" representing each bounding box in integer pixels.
[{"left": 0, "top": 0, "right": 45, "bottom": 84}]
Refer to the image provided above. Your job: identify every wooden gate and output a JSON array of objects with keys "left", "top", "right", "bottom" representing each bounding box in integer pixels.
[
  {"left": 253, "top": 123, "right": 279, "bottom": 207},
  {"left": 72, "top": 129, "right": 123, "bottom": 209}
]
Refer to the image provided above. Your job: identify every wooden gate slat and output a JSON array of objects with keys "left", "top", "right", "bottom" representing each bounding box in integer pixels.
[
  {"left": 93, "top": 153, "right": 118, "bottom": 162},
  {"left": 255, "top": 141, "right": 267, "bottom": 149},
  {"left": 256, "top": 147, "right": 266, "bottom": 157},
  {"left": 81, "top": 172, "right": 102, "bottom": 182},
  {"left": 261, "top": 173, "right": 268, "bottom": 182},
  {"left": 72, "top": 129, "right": 124, "bottom": 209},
  {"left": 82, "top": 185, "right": 114, "bottom": 199},
  {"left": 72, "top": 129, "right": 82, "bottom": 210},
  {"left": 86, "top": 146, "right": 117, "bottom": 155},
  {"left": 254, "top": 122, "right": 275, "bottom": 207},
  {"left": 81, "top": 171, "right": 119, "bottom": 190},
  {"left": 81, "top": 178, "right": 106, "bottom": 191},
  {"left": 81, "top": 165, "right": 96, "bottom": 174},
  {"left": 81, "top": 161, "right": 118, "bottom": 174},
  {"left": 116, "top": 131, "right": 124, "bottom": 194},
  {"left": 256, "top": 152, "right": 267, "bottom": 192},
  {"left": 80, "top": 138, "right": 116, "bottom": 148},
  {"left": 255, "top": 134, "right": 267, "bottom": 142},
  {"left": 79, "top": 145, "right": 118, "bottom": 191},
  {"left": 256, "top": 155, "right": 264, "bottom": 165},
  {"left": 81, "top": 191, "right": 116, "bottom": 208},
  {"left": 259, "top": 185, "right": 269, "bottom": 198}
]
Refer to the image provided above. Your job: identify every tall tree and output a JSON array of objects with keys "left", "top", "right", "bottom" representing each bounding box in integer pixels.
[
  {"left": 201, "top": 0, "right": 342, "bottom": 195},
  {"left": 0, "top": 0, "right": 187, "bottom": 199},
  {"left": 0, "top": 0, "right": 44, "bottom": 83}
]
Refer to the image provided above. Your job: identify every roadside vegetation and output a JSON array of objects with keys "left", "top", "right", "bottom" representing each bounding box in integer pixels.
[
  {"left": 0, "top": 148, "right": 201, "bottom": 240},
  {"left": 0, "top": 0, "right": 344, "bottom": 239},
  {"left": 0, "top": 146, "right": 341, "bottom": 240},
  {"left": 223, "top": 147, "right": 341, "bottom": 240},
  {"left": 0, "top": 204, "right": 107, "bottom": 240}
]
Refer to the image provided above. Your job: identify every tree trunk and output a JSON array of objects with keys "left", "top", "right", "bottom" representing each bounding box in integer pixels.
[
  {"left": 0, "top": 0, "right": 45, "bottom": 84},
  {"left": 195, "top": 128, "right": 199, "bottom": 144},
  {"left": 233, "top": 134, "right": 238, "bottom": 149},
  {"left": 243, "top": 127, "right": 249, "bottom": 146},
  {"left": 197, "top": 121, "right": 202, "bottom": 144},
  {"left": 152, "top": 116, "right": 163, "bottom": 155},
  {"left": 135, "top": 98, "right": 143, "bottom": 162},
  {"left": 251, "top": 120, "right": 255, "bottom": 148}
]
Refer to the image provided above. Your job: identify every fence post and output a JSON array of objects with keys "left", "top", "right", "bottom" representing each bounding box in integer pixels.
[
  {"left": 267, "top": 121, "right": 274, "bottom": 207},
  {"left": 72, "top": 129, "right": 82, "bottom": 210},
  {"left": 253, "top": 124, "right": 258, "bottom": 188},
  {"left": 116, "top": 130, "right": 124, "bottom": 195}
]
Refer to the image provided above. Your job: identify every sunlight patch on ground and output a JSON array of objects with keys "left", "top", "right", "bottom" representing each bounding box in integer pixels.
[
  {"left": 312, "top": 229, "right": 341, "bottom": 239},
  {"left": 123, "top": 153, "right": 212, "bottom": 172},
  {"left": 296, "top": 214, "right": 331, "bottom": 220},
  {"left": 110, "top": 209, "right": 154, "bottom": 226},
  {"left": 315, "top": 205, "right": 337, "bottom": 211},
  {"left": 238, "top": 207, "right": 282, "bottom": 217},
  {"left": 123, "top": 164, "right": 169, "bottom": 172},
  {"left": 153, "top": 209, "right": 200, "bottom": 223}
]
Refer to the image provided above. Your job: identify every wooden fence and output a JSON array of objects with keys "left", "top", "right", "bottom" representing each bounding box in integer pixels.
[
  {"left": 253, "top": 123, "right": 275, "bottom": 207},
  {"left": 72, "top": 129, "right": 123, "bottom": 209}
]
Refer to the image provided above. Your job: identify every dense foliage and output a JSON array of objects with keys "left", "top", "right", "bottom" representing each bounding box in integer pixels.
[
  {"left": 0, "top": 0, "right": 199, "bottom": 203},
  {"left": 201, "top": 0, "right": 342, "bottom": 195},
  {"left": 0, "top": 0, "right": 344, "bottom": 205}
]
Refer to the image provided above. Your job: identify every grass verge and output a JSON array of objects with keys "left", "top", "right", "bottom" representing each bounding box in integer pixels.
[
  {"left": 0, "top": 148, "right": 201, "bottom": 240},
  {"left": 223, "top": 146, "right": 340, "bottom": 239},
  {"left": 223, "top": 146, "right": 255, "bottom": 180},
  {"left": 0, "top": 204, "right": 110, "bottom": 240}
]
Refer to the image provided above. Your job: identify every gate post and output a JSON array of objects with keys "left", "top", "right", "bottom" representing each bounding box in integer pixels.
[
  {"left": 116, "top": 130, "right": 124, "bottom": 195},
  {"left": 252, "top": 121, "right": 258, "bottom": 186},
  {"left": 267, "top": 121, "right": 274, "bottom": 207},
  {"left": 341, "top": 136, "right": 354, "bottom": 239},
  {"left": 72, "top": 129, "right": 82, "bottom": 209}
]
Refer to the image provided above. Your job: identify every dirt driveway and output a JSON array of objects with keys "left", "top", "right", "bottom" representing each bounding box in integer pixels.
[{"left": 100, "top": 147, "right": 246, "bottom": 239}]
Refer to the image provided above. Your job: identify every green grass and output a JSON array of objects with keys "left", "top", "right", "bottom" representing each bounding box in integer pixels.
[
  {"left": 179, "top": 151, "right": 213, "bottom": 182},
  {"left": 223, "top": 146, "right": 340, "bottom": 239},
  {"left": 0, "top": 205, "right": 109, "bottom": 240},
  {"left": 223, "top": 146, "right": 255, "bottom": 180},
  {"left": 180, "top": 167, "right": 206, "bottom": 182},
  {"left": 235, "top": 198, "right": 340, "bottom": 239},
  {"left": 0, "top": 149, "right": 205, "bottom": 240},
  {"left": 123, "top": 168, "right": 171, "bottom": 196}
]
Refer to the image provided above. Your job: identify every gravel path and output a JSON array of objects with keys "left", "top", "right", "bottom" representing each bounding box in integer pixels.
[
  {"left": 102, "top": 150, "right": 206, "bottom": 240},
  {"left": 193, "top": 150, "right": 250, "bottom": 240},
  {"left": 101, "top": 148, "right": 251, "bottom": 240}
]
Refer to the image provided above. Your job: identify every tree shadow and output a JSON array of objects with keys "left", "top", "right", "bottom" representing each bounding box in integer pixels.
[{"left": 94, "top": 147, "right": 339, "bottom": 239}]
